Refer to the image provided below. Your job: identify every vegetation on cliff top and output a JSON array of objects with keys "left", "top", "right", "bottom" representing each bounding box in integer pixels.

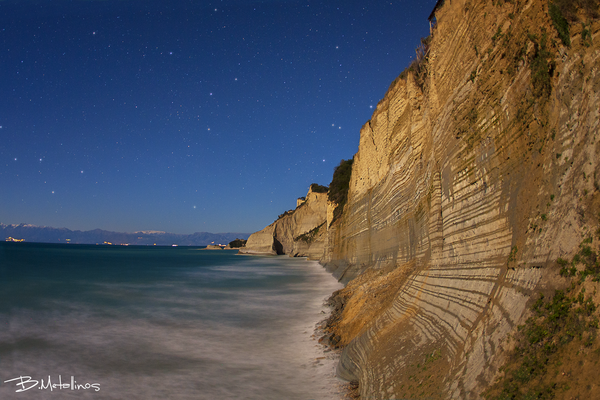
[
  {"left": 328, "top": 158, "right": 354, "bottom": 222},
  {"left": 397, "top": 36, "right": 431, "bottom": 90},
  {"left": 310, "top": 183, "right": 329, "bottom": 193},
  {"left": 276, "top": 209, "right": 295, "bottom": 220},
  {"left": 228, "top": 238, "right": 247, "bottom": 248}
]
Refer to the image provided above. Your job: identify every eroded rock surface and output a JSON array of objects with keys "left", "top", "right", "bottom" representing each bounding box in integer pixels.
[
  {"left": 321, "top": 0, "right": 600, "bottom": 398},
  {"left": 241, "top": 1, "right": 600, "bottom": 397}
]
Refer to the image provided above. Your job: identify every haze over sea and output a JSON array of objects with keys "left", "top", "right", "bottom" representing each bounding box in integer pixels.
[{"left": 0, "top": 242, "right": 343, "bottom": 399}]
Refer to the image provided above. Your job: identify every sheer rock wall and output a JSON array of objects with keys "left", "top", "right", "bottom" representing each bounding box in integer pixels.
[{"left": 322, "top": 0, "right": 600, "bottom": 398}]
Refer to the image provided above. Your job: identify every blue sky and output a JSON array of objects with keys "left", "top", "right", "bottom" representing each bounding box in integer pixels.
[{"left": 0, "top": 0, "right": 435, "bottom": 234}]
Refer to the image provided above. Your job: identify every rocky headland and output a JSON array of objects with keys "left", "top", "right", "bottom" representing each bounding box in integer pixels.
[
  {"left": 239, "top": 184, "right": 328, "bottom": 259},
  {"left": 243, "top": 0, "right": 600, "bottom": 398}
]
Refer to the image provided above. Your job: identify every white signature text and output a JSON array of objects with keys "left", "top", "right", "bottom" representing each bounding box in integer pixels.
[{"left": 3, "top": 376, "right": 100, "bottom": 393}]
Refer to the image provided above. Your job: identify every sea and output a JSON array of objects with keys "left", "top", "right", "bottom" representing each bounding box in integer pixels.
[{"left": 0, "top": 242, "right": 344, "bottom": 399}]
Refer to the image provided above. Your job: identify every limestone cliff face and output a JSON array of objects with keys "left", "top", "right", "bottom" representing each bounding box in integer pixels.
[
  {"left": 322, "top": 0, "right": 600, "bottom": 398},
  {"left": 239, "top": 187, "right": 327, "bottom": 258}
]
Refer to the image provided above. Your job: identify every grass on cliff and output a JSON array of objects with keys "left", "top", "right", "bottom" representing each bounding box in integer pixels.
[
  {"left": 550, "top": 0, "right": 600, "bottom": 23},
  {"left": 549, "top": 0, "right": 600, "bottom": 46},
  {"left": 558, "top": 236, "right": 600, "bottom": 281},
  {"left": 294, "top": 222, "right": 325, "bottom": 244},
  {"left": 483, "top": 238, "right": 600, "bottom": 400},
  {"left": 328, "top": 158, "right": 354, "bottom": 223},
  {"left": 277, "top": 209, "right": 295, "bottom": 220}
]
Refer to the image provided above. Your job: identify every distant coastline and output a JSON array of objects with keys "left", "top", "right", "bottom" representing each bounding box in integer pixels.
[{"left": 0, "top": 223, "right": 249, "bottom": 247}]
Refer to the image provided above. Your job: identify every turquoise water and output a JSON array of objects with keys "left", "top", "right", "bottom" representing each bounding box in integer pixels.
[{"left": 0, "top": 242, "right": 343, "bottom": 399}]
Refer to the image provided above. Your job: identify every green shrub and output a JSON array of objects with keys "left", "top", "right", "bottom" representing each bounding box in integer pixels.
[
  {"left": 484, "top": 237, "right": 600, "bottom": 399},
  {"left": 398, "top": 36, "right": 431, "bottom": 89},
  {"left": 548, "top": 0, "right": 600, "bottom": 46},
  {"left": 277, "top": 209, "right": 295, "bottom": 220},
  {"left": 328, "top": 158, "right": 354, "bottom": 222},
  {"left": 557, "top": 257, "right": 571, "bottom": 276},
  {"left": 551, "top": 0, "right": 600, "bottom": 22},
  {"left": 582, "top": 22, "right": 593, "bottom": 46},
  {"left": 508, "top": 246, "right": 518, "bottom": 262},
  {"left": 469, "top": 69, "right": 477, "bottom": 83},
  {"left": 310, "top": 183, "right": 329, "bottom": 193},
  {"left": 549, "top": 1, "right": 571, "bottom": 46},
  {"left": 529, "top": 32, "right": 555, "bottom": 98},
  {"left": 228, "top": 238, "right": 247, "bottom": 248},
  {"left": 556, "top": 257, "right": 568, "bottom": 266},
  {"left": 492, "top": 27, "right": 503, "bottom": 44}
]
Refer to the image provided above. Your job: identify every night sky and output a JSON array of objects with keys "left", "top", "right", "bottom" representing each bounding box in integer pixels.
[{"left": 1, "top": 0, "right": 435, "bottom": 234}]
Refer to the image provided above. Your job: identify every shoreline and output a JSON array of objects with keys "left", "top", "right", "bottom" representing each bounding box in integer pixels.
[
  {"left": 314, "top": 309, "right": 360, "bottom": 400},
  {"left": 229, "top": 248, "right": 353, "bottom": 397},
  {"left": 310, "top": 260, "right": 359, "bottom": 400}
]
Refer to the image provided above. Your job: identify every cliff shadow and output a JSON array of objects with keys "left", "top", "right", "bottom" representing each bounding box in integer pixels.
[{"left": 272, "top": 237, "right": 284, "bottom": 255}]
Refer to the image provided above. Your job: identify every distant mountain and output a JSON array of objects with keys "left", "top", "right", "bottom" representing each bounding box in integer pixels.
[{"left": 0, "top": 223, "right": 249, "bottom": 246}]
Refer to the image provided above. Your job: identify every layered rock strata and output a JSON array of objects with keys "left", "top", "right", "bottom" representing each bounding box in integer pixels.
[
  {"left": 321, "top": 0, "right": 600, "bottom": 398},
  {"left": 242, "top": 0, "right": 600, "bottom": 397}
]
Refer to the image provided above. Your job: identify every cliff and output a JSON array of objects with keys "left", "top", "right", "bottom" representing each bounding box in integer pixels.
[
  {"left": 242, "top": 0, "right": 600, "bottom": 397},
  {"left": 239, "top": 186, "right": 327, "bottom": 259},
  {"left": 321, "top": 0, "right": 600, "bottom": 399}
]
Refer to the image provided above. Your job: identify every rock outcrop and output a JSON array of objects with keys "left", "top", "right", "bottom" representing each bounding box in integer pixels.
[
  {"left": 320, "top": 0, "right": 600, "bottom": 398},
  {"left": 239, "top": 186, "right": 327, "bottom": 258}
]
